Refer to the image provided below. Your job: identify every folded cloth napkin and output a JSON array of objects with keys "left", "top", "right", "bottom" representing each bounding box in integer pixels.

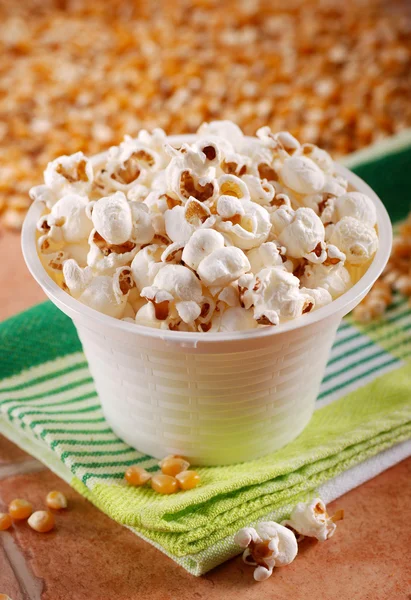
[{"left": 1, "top": 133, "right": 411, "bottom": 575}]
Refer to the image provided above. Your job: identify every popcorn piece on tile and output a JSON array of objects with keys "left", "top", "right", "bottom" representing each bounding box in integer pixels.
[
  {"left": 44, "top": 152, "right": 93, "bottom": 199},
  {"left": 301, "top": 262, "right": 352, "bottom": 299},
  {"left": 197, "top": 246, "right": 250, "bottom": 287},
  {"left": 282, "top": 498, "right": 344, "bottom": 542},
  {"left": 278, "top": 208, "right": 326, "bottom": 263},
  {"left": 182, "top": 229, "right": 225, "bottom": 270},
  {"left": 334, "top": 192, "right": 377, "bottom": 227},
  {"left": 328, "top": 216, "right": 378, "bottom": 264},
  {"left": 217, "top": 201, "right": 271, "bottom": 250},
  {"left": 92, "top": 192, "right": 133, "bottom": 245},
  {"left": 234, "top": 521, "right": 298, "bottom": 582},
  {"left": 281, "top": 156, "right": 325, "bottom": 195}
]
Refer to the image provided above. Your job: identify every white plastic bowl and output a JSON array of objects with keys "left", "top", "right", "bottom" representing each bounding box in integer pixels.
[{"left": 21, "top": 137, "right": 392, "bottom": 465}]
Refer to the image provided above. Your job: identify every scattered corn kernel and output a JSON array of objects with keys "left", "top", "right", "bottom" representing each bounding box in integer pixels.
[
  {"left": 159, "top": 456, "right": 190, "bottom": 477},
  {"left": 0, "top": 595, "right": 13, "bottom": 600},
  {"left": 175, "top": 470, "right": 201, "bottom": 490},
  {"left": 46, "top": 490, "right": 68, "bottom": 510},
  {"left": 0, "top": 512, "right": 13, "bottom": 531},
  {"left": 8, "top": 499, "right": 33, "bottom": 520},
  {"left": 125, "top": 465, "right": 152, "bottom": 486},
  {"left": 151, "top": 473, "right": 179, "bottom": 495},
  {"left": 28, "top": 510, "right": 55, "bottom": 533}
]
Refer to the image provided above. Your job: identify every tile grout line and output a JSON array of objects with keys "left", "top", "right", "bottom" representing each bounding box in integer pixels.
[{"left": 1, "top": 532, "right": 43, "bottom": 600}]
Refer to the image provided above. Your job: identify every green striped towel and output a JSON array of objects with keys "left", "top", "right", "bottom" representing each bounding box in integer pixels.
[{"left": 1, "top": 133, "right": 411, "bottom": 575}]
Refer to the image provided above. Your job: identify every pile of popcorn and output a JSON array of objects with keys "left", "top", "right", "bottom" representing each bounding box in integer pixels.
[
  {"left": 2, "top": 0, "right": 411, "bottom": 231},
  {"left": 235, "top": 497, "right": 344, "bottom": 581},
  {"left": 32, "top": 120, "right": 379, "bottom": 333}
]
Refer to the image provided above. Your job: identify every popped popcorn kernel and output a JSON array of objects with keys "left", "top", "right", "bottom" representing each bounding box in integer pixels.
[{"left": 34, "top": 120, "right": 380, "bottom": 333}]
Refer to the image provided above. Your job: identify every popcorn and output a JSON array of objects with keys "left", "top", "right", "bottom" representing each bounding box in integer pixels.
[
  {"left": 327, "top": 216, "right": 379, "bottom": 265},
  {"left": 91, "top": 192, "right": 133, "bottom": 245},
  {"left": 152, "top": 264, "right": 203, "bottom": 303},
  {"left": 281, "top": 156, "right": 325, "bottom": 194},
  {"left": 334, "top": 192, "right": 377, "bottom": 227},
  {"left": 47, "top": 194, "right": 92, "bottom": 244},
  {"left": 182, "top": 229, "right": 225, "bottom": 270},
  {"left": 301, "top": 262, "right": 352, "bottom": 299},
  {"left": 44, "top": 152, "right": 93, "bottom": 200},
  {"left": 234, "top": 521, "right": 298, "bottom": 582},
  {"left": 164, "top": 200, "right": 216, "bottom": 243},
  {"left": 240, "top": 267, "right": 314, "bottom": 325},
  {"left": 282, "top": 498, "right": 344, "bottom": 542},
  {"left": 277, "top": 207, "right": 326, "bottom": 263},
  {"left": 130, "top": 244, "right": 165, "bottom": 291},
  {"left": 197, "top": 247, "right": 250, "bottom": 287},
  {"left": 219, "top": 307, "right": 258, "bottom": 331},
  {"left": 246, "top": 242, "right": 284, "bottom": 273},
  {"left": 216, "top": 201, "right": 271, "bottom": 250},
  {"left": 35, "top": 120, "right": 379, "bottom": 332}
]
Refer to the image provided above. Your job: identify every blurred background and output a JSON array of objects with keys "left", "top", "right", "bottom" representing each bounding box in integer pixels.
[{"left": 0, "top": 0, "right": 410, "bottom": 231}]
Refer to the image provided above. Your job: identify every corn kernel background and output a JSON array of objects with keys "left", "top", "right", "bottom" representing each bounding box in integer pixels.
[{"left": 0, "top": 0, "right": 410, "bottom": 230}]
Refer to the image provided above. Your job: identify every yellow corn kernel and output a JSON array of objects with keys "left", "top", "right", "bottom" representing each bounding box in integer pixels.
[
  {"left": 175, "top": 470, "right": 201, "bottom": 490},
  {"left": 0, "top": 513, "right": 13, "bottom": 531},
  {"left": 46, "top": 490, "right": 68, "bottom": 510},
  {"left": 159, "top": 455, "right": 190, "bottom": 477},
  {"left": 151, "top": 473, "right": 179, "bottom": 495},
  {"left": 125, "top": 465, "right": 152, "bottom": 486},
  {"left": 8, "top": 498, "right": 33, "bottom": 520},
  {"left": 28, "top": 510, "right": 55, "bottom": 533}
]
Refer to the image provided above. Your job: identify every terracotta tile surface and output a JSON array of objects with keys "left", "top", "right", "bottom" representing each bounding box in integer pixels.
[
  {"left": 0, "top": 436, "right": 31, "bottom": 466},
  {"left": 0, "top": 455, "right": 410, "bottom": 600}
]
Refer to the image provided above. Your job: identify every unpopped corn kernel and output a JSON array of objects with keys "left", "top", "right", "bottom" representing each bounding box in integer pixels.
[
  {"left": 46, "top": 491, "right": 68, "bottom": 510},
  {"left": 159, "top": 456, "right": 190, "bottom": 476},
  {"left": 175, "top": 470, "right": 201, "bottom": 490},
  {"left": 8, "top": 498, "right": 33, "bottom": 520},
  {"left": 151, "top": 473, "right": 179, "bottom": 494},
  {"left": 28, "top": 510, "right": 55, "bottom": 533},
  {"left": 125, "top": 466, "right": 152, "bottom": 486},
  {"left": 0, "top": 513, "right": 13, "bottom": 531}
]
